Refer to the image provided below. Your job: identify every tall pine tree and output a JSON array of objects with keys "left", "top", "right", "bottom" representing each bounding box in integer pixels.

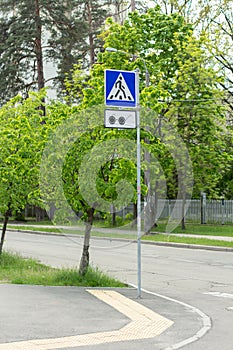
[{"left": 0, "top": 0, "right": 110, "bottom": 104}]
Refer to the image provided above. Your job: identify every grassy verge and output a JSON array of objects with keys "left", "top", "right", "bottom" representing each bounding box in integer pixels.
[
  {"left": 0, "top": 251, "right": 125, "bottom": 287},
  {"left": 8, "top": 225, "right": 61, "bottom": 233},
  {"left": 154, "top": 223, "right": 233, "bottom": 236},
  {"left": 7, "top": 225, "right": 135, "bottom": 239},
  {"left": 5, "top": 223, "right": 233, "bottom": 248},
  {"left": 7, "top": 221, "right": 233, "bottom": 236},
  {"left": 143, "top": 234, "right": 233, "bottom": 248}
]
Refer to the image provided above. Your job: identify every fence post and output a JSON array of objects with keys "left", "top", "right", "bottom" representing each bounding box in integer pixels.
[
  {"left": 168, "top": 199, "right": 171, "bottom": 219},
  {"left": 200, "top": 192, "right": 206, "bottom": 224},
  {"left": 221, "top": 198, "right": 225, "bottom": 225}
]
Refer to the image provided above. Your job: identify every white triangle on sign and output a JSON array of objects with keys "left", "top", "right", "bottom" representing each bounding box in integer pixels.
[{"left": 107, "top": 73, "right": 134, "bottom": 102}]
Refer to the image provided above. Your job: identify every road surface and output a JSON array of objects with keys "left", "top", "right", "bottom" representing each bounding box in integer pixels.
[{"left": 4, "top": 230, "right": 233, "bottom": 349}]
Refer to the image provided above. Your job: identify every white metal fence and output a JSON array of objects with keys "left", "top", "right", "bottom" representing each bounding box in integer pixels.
[
  {"left": 23, "top": 199, "right": 233, "bottom": 225},
  {"left": 119, "top": 199, "right": 233, "bottom": 225},
  {"left": 153, "top": 199, "right": 233, "bottom": 225}
]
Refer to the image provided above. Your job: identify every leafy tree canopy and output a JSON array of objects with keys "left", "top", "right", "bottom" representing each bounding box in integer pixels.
[{"left": 65, "top": 6, "right": 229, "bottom": 198}]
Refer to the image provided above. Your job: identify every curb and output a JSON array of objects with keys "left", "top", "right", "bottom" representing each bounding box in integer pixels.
[
  {"left": 142, "top": 240, "right": 233, "bottom": 252},
  {"left": 7, "top": 228, "right": 233, "bottom": 253}
]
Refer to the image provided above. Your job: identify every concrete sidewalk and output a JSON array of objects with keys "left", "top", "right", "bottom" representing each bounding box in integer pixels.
[{"left": 0, "top": 284, "right": 206, "bottom": 350}]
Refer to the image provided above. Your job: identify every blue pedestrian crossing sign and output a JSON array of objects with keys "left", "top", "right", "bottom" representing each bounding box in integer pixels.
[{"left": 105, "top": 69, "right": 138, "bottom": 108}]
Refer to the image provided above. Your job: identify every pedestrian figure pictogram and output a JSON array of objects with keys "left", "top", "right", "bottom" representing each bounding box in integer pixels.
[
  {"left": 107, "top": 73, "right": 134, "bottom": 102},
  {"left": 105, "top": 69, "right": 137, "bottom": 108}
]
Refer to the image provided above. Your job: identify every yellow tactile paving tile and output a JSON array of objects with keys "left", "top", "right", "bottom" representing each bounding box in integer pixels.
[{"left": 0, "top": 290, "right": 173, "bottom": 350}]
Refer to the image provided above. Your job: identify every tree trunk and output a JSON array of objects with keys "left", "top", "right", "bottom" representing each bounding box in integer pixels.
[
  {"left": 151, "top": 181, "right": 159, "bottom": 230},
  {"left": 34, "top": 0, "right": 46, "bottom": 116},
  {"left": 35, "top": 0, "right": 44, "bottom": 91},
  {"left": 132, "top": 202, "right": 136, "bottom": 220},
  {"left": 144, "top": 148, "right": 152, "bottom": 234},
  {"left": 131, "top": 0, "right": 136, "bottom": 11},
  {"left": 86, "top": 2, "right": 95, "bottom": 67},
  {"left": 130, "top": 202, "right": 137, "bottom": 227},
  {"left": 79, "top": 208, "right": 94, "bottom": 276},
  {"left": 181, "top": 193, "right": 186, "bottom": 230},
  {"left": 35, "top": 206, "right": 46, "bottom": 222},
  {"left": 0, "top": 209, "right": 11, "bottom": 255},
  {"left": 111, "top": 204, "right": 116, "bottom": 226},
  {"left": 181, "top": 212, "right": 186, "bottom": 230}
]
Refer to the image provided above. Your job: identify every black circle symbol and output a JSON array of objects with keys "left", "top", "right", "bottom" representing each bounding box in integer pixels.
[
  {"left": 119, "top": 117, "right": 126, "bottom": 125},
  {"left": 109, "top": 115, "right": 116, "bottom": 124}
]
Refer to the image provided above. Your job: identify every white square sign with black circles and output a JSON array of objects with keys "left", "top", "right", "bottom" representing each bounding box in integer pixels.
[{"left": 105, "top": 109, "right": 136, "bottom": 129}]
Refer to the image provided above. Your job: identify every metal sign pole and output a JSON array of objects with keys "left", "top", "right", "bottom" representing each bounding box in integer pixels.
[
  {"left": 136, "top": 69, "right": 141, "bottom": 299},
  {"left": 104, "top": 62, "right": 141, "bottom": 298}
]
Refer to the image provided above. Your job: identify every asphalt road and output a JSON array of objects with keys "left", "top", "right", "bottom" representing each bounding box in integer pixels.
[{"left": 4, "top": 230, "right": 233, "bottom": 349}]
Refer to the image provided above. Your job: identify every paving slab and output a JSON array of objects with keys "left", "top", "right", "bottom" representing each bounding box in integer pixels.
[{"left": 0, "top": 285, "right": 204, "bottom": 350}]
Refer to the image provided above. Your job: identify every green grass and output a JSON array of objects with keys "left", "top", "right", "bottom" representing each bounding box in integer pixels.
[
  {"left": 7, "top": 219, "right": 53, "bottom": 225},
  {"left": 154, "top": 223, "right": 233, "bottom": 236},
  {"left": 0, "top": 251, "right": 125, "bottom": 287},
  {"left": 7, "top": 225, "right": 135, "bottom": 239},
  {"left": 143, "top": 233, "right": 233, "bottom": 248},
  {"left": 8, "top": 225, "right": 61, "bottom": 233}
]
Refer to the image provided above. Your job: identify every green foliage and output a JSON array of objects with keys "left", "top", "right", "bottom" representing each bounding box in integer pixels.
[
  {"left": 61, "top": 125, "right": 142, "bottom": 221},
  {"left": 0, "top": 90, "right": 47, "bottom": 217},
  {"left": 165, "top": 36, "right": 229, "bottom": 197},
  {"left": 216, "top": 133, "right": 233, "bottom": 199},
  {"left": 0, "top": 90, "right": 75, "bottom": 252},
  {"left": 65, "top": 6, "right": 193, "bottom": 110},
  {"left": 65, "top": 6, "right": 229, "bottom": 199},
  {"left": 40, "top": 102, "right": 149, "bottom": 226}
]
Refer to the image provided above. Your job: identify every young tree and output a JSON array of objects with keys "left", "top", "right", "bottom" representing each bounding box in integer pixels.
[
  {"left": 40, "top": 103, "right": 148, "bottom": 275},
  {"left": 0, "top": 90, "right": 47, "bottom": 254}
]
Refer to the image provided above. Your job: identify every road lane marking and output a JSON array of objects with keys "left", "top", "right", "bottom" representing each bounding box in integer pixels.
[
  {"left": 204, "top": 292, "right": 233, "bottom": 299},
  {"left": 0, "top": 290, "right": 173, "bottom": 350},
  {"left": 226, "top": 307, "right": 233, "bottom": 312},
  {"left": 129, "top": 284, "right": 211, "bottom": 350}
]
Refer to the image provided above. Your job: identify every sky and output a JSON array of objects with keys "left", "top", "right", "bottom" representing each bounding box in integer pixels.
[{"left": 147, "top": 1, "right": 156, "bottom": 7}]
